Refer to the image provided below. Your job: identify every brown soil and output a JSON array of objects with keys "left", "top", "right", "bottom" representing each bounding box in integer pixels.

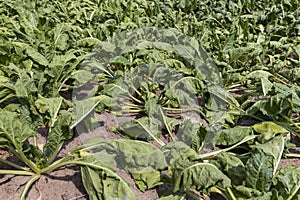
[
  {"left": 1, "top": 113, "right": 300, "bottom": 200},
  {"left": 0, "top": 113, "right": 165, "bottom": 200}
]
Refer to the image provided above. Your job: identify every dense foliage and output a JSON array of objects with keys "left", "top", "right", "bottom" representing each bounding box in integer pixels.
[{"left": 0, "top": 0, "right": 299, "bottom": 199}]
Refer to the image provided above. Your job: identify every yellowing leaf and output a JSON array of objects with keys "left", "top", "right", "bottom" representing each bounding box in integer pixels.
[{"left": 252, "top": 122, "right": 288, "bottom": 135}]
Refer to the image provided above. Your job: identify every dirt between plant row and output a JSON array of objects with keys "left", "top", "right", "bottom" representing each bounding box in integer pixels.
[{"left": 0, "top": 112, "right": 300, "bottom": 200}]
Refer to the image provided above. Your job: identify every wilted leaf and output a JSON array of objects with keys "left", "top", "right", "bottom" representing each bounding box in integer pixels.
[
  {"left": 162, "top": 141, "right": 199, "bottom": 165},
  {"left": 173, "top": 162, "right": 231, "bottom": 192},
  {"left": 131, "top": 167, "right": 162, "bottom": 192},
  {"left": 214, "top": 152, "right": 246, "bottom": 185},
  {"left": 109, "top": 139, "right": 167, "bottom": 172},
  {"left": 216, "top": 126, "right": 253, "bottom": 146},
  {"left": 81, "top": 165, "right": 138, "bottom": 200},
  {"left": 253, "top": 122, "right": 287, "bottom": 143}
]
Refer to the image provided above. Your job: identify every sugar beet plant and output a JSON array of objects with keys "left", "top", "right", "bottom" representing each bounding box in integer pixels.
[
  {"left": 0, "top": 0, "right": 300, "bottom": 200},
  {"left": 73, "top": 27, "right": 300, "bottom": 200}
]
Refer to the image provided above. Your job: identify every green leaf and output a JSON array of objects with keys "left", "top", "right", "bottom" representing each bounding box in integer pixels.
[
  {"left": 81, "top": 165, "right": 138, "bottom": 200},
  {"left": 165, "top": 77, "right": 197, "bottom": 106},
  {"left": 0, "top": 75, "right": 9, "bottom": 83},
  {"left": 208, "top": 85, "right": 240, "bottom": 107},
  {"left": 162, "top": 141, "right": 199, "bottom": 165},
  {"left": 253, "top": 122, "right": 288, "bottom": 135},
  {"left": 119, "top": 117, "right": 164, "bottom": 145},
  {"left": 72, "top": 96, "right": 111, "bottom": 129},
  {"left": 9, "top": 63, "right": 37, "bottom": 98},
  {"left": 154, "top": 194, "right": 186, "bottom": 200},
  {"left": 35, "top": 96, "right": 63, "bottom": 126},
  {"left": 216, "top": 126, "right": 253, "bottom": 146},
  {"left": 213, "top": 152, "right": 246, "bottom": 185},
  {"left": 72, "top": 70, "right": 96, "bottom": 86},
  {"left": 109, "top": 139, "right": 167, "bottom": 172},
  {"left": 173, "top": 162, "right": 231, "bottom": 192},
  {"left": 245, "top": 152, "right": 273, "bottom": 192},
  {"left": 253, "top": 122, "right": 288, "bottom": 143},
  {"left": 273, "top": 166, "right": 300, "bottom": 199},
  {"left": 77, "top": 150, "right": 116, "bottom": 171},
  {"left": 173, "top": 44, "right": 195, "bottom": 61},
  {"left": 247, "top": 192, "right": 273, "bottom": 200},
  {"left": 144, "top": 97, "right": 160, "bottom": 116},
  {"left": 75, "top": 38, "right": 101, "bottom": 48},
  {"left": 260, "top": 76, "right": 273, "bottom": 96},
  {"left": 0, "top": 83, "right": 16, "bottom": 103},
  {"left": 26, "top": 47, "right": 49, "bottom": 66},
  {"left": 47, "top": 53, "right": 76, "bottom": 82},
  {"left": 246, "top": 70, "right": 273, "bottom": 79},
  {"left": 78, "top": 139, "right": 167, "bottom": 172},
  {"left": 52, "top": 24, "right": 69, "bottom": 51},
  {"left": 246, "top": 95, "right": 293, "bottom": 120},
  {"left": 111, "top": 56, "right": 131, "bottom": 66},
  {"left": 176, "top": 121, "right": 205, "bottom": 152},
  {"left": 131, "top": 167, "right": 162, "bottom": 192},
  {"left": 233, "top": 185, "right": 262, "bottom": 198},
  {"left": 0, "top": 110, "right": 35, "bottom": 147},
  {"left": 251, "top": 136, "right": 285, "bottom": 175},
  {"left": 77, "top": 141, "right": 150, "bottom": 200},
  {"left": 42, "top": 110, "right": 73, "bottom": 165}
]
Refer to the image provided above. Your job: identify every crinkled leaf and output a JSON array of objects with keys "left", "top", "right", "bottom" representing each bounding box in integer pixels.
[
  {"left": 131, "top": 167, "right": 162, "bottom": 192},
  {"left": 9, "top": 63, "right": 37, "bottom": 97},
  {"left": 0, "top": 110, "right": 35, "bottom": 148},
  {"left": 162, "top": 141, "right": 199, "bottom": 165},
  {"left": 35, "top": 96, "right": 62, "bottom": 126},
  {"left": 250, "top": 136, "right": 285, "bottom": 175},
  {"left": 273, "top": 166, "right": 300, "bottom": 199},
  {"left": 233, "top": 185, "right": 263, "bottom": 198},
  {"left": 213, "top": 152, "right": 246, "bottom": 185},
  {"left": 245, "top": 152, "right": 273, "bottom": 192},
  {"left": 173, "top": 162, "right": 231, "bottom": 192}
]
